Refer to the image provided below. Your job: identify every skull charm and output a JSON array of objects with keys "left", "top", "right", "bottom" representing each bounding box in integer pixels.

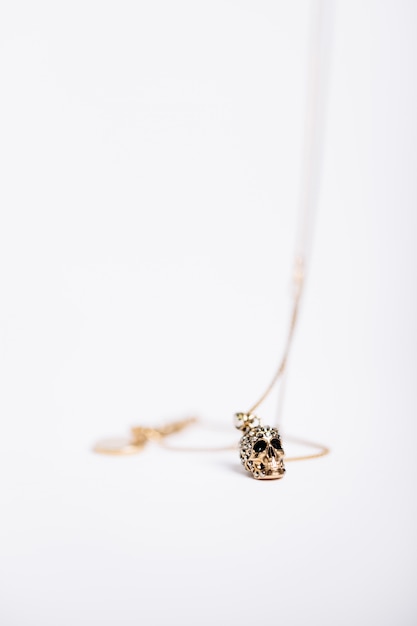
[{"left": 235, "top": 413, "right": 285, "bottom": 480}]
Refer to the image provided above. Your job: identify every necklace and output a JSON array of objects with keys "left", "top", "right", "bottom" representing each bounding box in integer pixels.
[
  {"left": 93, "top": 0, "right": 331, "bottom": 479},
  {"left": 233, "top": 0, "right": 332, "bottom": 479},
  {"left": 233, "top": 256, "right": 306, "bottom": 479}
]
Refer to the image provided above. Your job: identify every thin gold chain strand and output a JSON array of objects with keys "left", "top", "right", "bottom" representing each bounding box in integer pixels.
[
  {"left": 283, "top": 435, "right": 330, "bottom": 462},
  {"left": 158, "top": 431, "right": 329, "bottom": 463},
  {"left": 93, "top": 1, "right": 332, "bottom": 463},
  {"left": 247, "top": 257, "right": 304, "bottom": 415},
  {"left": 95, "top": 416, "right": 330, "bottom": 462},
  {"left": 248, "top": 0, "right": 331, "bottom": 420}
]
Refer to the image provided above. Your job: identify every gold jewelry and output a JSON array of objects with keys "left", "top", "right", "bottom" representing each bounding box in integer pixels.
[
  {"left": 93, "top": 1, "right": 331, "bottom": 479},
  {"left": 233, "top": 256, "right": 305, "bottom": 479},
  {"left": 230, "top": 0, "right": 331, "bottom": 479},
  {"left": 93, "top": 417, "right": 197, "bottom": 456},
  {"left": 94, "top": 416, "right": 329, "bottom": 467}
]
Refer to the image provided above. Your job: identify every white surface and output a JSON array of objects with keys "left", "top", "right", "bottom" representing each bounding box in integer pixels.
[{"left": 0, "top": 1, "right": 416, "bottom": 625}]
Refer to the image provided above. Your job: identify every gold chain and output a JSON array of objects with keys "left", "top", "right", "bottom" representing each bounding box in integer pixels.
[
  {"left": 93, "top": 417, "right": 197, "bottom": 456},
  {"left": 247, "top": 256, "right": 305, "bottom": 415},
  {"left": 93, "top": 1, "right": 331, "bottom": 469},
  {"left": 157, "top": 423, "right": 328, "bottom": 463},
  {"left": 94, "top": 417, "right": 329, "bottom": 463}
]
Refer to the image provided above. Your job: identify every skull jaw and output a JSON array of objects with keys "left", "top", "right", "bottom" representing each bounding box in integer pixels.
[
  {"left": 249, "top": 456, "right": 285, "bottom": 480},
  {"left": 254, "top": 466, "right": 286, "bottom": 480}
]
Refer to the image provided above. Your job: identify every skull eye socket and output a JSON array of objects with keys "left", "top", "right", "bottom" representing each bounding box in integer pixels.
[
  {"left": 271, "top": 438, "right": 282, "bottom": 450},
  {"left": 253, "top": 440, "right": 267, "bottom": 453}
]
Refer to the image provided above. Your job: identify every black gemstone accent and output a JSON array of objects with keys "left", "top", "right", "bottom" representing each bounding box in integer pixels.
[
  {"left": 271, "top": 438, "right": 282, "bottom": 450},
  {"left": 253, "top": 440, "right": 267, "bottom": 453}
]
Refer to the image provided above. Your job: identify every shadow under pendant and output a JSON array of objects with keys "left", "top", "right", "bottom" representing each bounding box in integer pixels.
[{"left": 235, "top": 413, "right": 285, "bottom": 480}]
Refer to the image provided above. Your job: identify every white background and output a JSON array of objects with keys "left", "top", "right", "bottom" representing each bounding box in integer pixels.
[{"left": 0, "top": 1, "right": 416, "bottom": 624}]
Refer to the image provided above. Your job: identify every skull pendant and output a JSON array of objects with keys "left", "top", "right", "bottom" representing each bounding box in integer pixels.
[{"left": 236, "top": 413, "right": 285, "bottom": 480}]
